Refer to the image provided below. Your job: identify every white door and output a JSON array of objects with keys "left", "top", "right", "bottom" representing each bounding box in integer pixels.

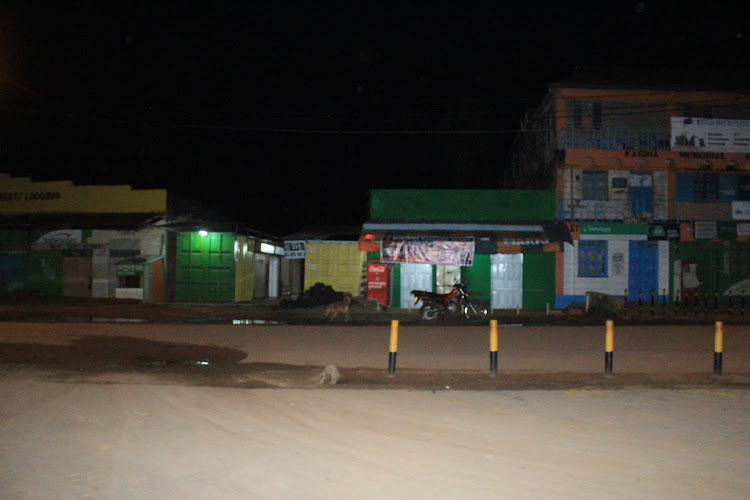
[
  {"left": 436, "top": 265, "right": 461, "bottom": 294},
  {"left": 400, "top": 263, "right": 432, "bottom": 309},
  {"left": 267, "top": 256, "right": 280, "bottom": 298},
  {"left": 491, "top": 254, "right": 523, "bottom": 309}
]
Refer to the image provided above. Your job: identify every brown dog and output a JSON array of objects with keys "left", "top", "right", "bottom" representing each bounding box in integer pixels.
[{"left": 324, "top": 296, "right": 351, "bottom": 322}]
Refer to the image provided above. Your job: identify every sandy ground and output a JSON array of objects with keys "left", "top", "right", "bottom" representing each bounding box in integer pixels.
[
  {"left": 1, "top": 298, "right": 749, "bottom": 498},
  {"left": 1, "top": 369, "right": 748, "bottom": 499}
]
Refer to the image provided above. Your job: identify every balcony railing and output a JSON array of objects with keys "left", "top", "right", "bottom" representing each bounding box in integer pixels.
[
  {"left": 558, "top": 199, "right": 733, "bottom": 222},
  {"left": 559, "top": 125, "right": 670, "bottom": 150},
  {"left": 557, "top": 199, "right": 626, "bottom": 222},
  {"left": 672, "top": 201, "right": 733, "bottom": 222}
]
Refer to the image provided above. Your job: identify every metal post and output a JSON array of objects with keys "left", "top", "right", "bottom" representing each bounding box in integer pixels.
[
  {"left": 489, "top": 320, "right": 498, "bottom": 376},
  {"left": 650, "top": 289, "right": 655, "bottom": 316},
  {"left": 388, "top": 320, "right": 399, "bottom": 376},
  {"left": 638, "top": 291, "right": 642, "bottom": 316},
  {"left": 704, "top": 291, "right": 708, "bottom": 316},
  {"left": 605, "top": 320, "right": 614, "bottom": 377},
  {"left": 714, "top": 321, "right": 723, "bottom": 377},
  {"left": 695, "top": 293, "right": 699, "bottom": 317},
  {"left": 714, "top": 290, "right": 718, "bottom": 316},
  {"left": 624, "top": 289, "right": 628, "bottom": 314}
]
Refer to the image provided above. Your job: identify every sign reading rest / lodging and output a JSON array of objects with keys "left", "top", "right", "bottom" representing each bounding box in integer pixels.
[{"left": 0, "top": 174, "right": 166, "bottom": 214}]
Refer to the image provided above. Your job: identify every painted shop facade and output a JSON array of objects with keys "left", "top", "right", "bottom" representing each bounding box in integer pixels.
[
  {"left": 508, "top": 72, "right": 750, "bottom": 308},
  {"left": 0, "top": 173, "right": 283, "bottom": 302},
  {"left": 358, "top": 189, "right": 572, "bottom": 311}
]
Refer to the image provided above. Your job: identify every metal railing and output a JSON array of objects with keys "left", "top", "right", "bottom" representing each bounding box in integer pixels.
[
  {"left": 558, "top": 199, "right": 733, "bottom": 223},
  {"left": 557, "top": 199, "right": 626, "bottom": 222},
  {"left": 672, "top": 201, "right": 733, "bottom": 222},
  {"left": 559, "top": 125, "right": 670, "bottom": 150}
]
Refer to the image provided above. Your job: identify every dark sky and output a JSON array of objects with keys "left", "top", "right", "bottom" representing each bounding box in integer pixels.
[{"left": 1, "top": 2, "right": 748, "bottom": 236}]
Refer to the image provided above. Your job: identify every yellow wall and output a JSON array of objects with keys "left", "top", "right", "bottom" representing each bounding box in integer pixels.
[
  {"left": 0, "top": 174, "right": 167, "bottom": 214},
  {"left": 234, "top": 236, "right": 255, "bottom": 301},
  {"left": 304, "top": 241, "right": 364, "bottom": 296}
]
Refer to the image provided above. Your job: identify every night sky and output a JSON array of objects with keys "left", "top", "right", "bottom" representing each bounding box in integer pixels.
[{"left": 1, "top": 2, "right": 747, "bottom": 236}]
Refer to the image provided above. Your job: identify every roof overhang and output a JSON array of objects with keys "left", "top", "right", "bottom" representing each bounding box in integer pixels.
[{"left": 359, "top": 221, "right": 573, "bottom": 254}]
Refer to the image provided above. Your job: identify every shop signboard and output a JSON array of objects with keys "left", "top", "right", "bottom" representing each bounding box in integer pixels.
[
  {"left": 732, "top": 201, "right": 750, "bottom": 220},
  {"left": 580, "top": 222, "right": 647, "bottom": 239},
  {"left": 283, "top": 240, "right": 305, "bottom": 259},
  {"left": 647, "top": 223, "right": 680, "bottom": 240},
  {"left": 694, "top": 221, "right": 718, "bottom": 239}
]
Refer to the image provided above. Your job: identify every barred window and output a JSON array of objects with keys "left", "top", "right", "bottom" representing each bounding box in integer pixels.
[
  {"left": 582, "top": 170, "right": 609, "bottom": 201},
  {"left": 578, "top": 240, "right": 608, "bottom": 278}
]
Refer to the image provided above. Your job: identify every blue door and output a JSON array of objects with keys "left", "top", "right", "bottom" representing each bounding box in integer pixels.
[
  {"left": 628, "top": 241, "right": 658, "bottom": 302},
  {"left": 630, "top": 173, "right": 653, "bottom": 216}
]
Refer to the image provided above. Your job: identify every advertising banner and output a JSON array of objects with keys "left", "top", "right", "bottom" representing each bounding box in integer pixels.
[
  {"left": 380, "top": 237, "right": 474, "bottom": 265},
  {"left": 366, "top": 263, "right": 389, "bottom": 307},
  {"left": 732, "top": 201, "right": 750, "bottom": 220},
  {"left": 671, "top": 117, "right": 750, "bottom": 153},
  {"left": 647, "top": 223, "right": 680, "bottom": 240},
  {"left": 694, "top": 221, "right": 718, "bottom": 239}
]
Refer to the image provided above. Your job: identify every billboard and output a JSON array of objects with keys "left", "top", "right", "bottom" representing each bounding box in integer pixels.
[
  {"left": 671, "top": 117, "right": 750, "bottom": 153},
  {"left": 380, "top": 237, "right": 474, "bottom": 266}
]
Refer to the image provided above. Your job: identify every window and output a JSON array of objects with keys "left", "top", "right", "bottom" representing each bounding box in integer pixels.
[
  {"left": 592, "top": 102, "right": 603, "bottom": 129},
  {"left": 570, "top": 101, "right": 603, "bottom": 129},
  {"left": 612, "top": 177, "right": 628, "bottom": 189},
  {"left": 694, "top": 173, "right": 718, "bottom": 202},
  {"left": 578, "top": 240, "right": 608, "bottom": 277},
  {"left": 572, "top": 102, "right": 583, "bottom": 128},
  {"left": 582, "top": 170, "right": 608, "bottom": 200},
  {"left": 679, "top": 103, "right": 713, "bottom": 118},
  {"left": 118, "top": 275, "right": 141, "bottom": 288}
]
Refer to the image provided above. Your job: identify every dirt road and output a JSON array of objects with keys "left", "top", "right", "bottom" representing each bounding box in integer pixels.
[
  {"left": 1, "top": 307, "right": 749, "bottom": 498},
  {"left": 1, "top": 367, "right": 748, "bottom": 499}
]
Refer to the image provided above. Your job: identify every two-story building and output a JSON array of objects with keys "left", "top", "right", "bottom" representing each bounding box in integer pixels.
[{"left": 508, "top": 69, "right": 750, "bottom": 308}]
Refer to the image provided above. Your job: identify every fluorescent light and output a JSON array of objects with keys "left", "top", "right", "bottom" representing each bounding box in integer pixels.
[{"left": 198, "top": 230, "right": 208, "bottom": 237}]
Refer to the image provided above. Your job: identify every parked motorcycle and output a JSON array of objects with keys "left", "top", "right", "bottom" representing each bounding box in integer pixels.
[{"left": 411, "top": 280, "right": 488, "bottom": 322}]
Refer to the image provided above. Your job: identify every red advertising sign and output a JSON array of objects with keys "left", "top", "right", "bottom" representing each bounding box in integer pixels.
[{"left": 366, "top": 263, "right": 389, "bottom": 307}]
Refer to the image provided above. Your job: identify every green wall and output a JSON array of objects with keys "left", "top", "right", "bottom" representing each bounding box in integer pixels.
[
  {"left": 27, "top": 249, "right": 63, "bottom": 296},
  {"left": 671, "top": 241, "right": 750, "bottom": 297},
  {"left": 522, "top": 253, "right": 556, "bottom": 309},
  {"left": 461, "top": 254, "right": 491, "bottom": 304},
  {"left": 369, "top": 189, "right": 555, "bottom": 221},
  {"left": 175, "top": 232, "right": 235, "bottom": 302}
]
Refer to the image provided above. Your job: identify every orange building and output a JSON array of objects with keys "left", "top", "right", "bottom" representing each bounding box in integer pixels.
[{"left": 509, "top": 70, "right": 750, "bottom": 308}]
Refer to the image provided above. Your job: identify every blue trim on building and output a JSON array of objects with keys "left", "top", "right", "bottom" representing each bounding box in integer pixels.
[{"left": 555, "top": 295, "right": 586, "bottom": 309}]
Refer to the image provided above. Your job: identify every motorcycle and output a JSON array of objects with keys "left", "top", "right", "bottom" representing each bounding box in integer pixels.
[{"left": 411, "top": 280, "right": 488, "bottom": 322}]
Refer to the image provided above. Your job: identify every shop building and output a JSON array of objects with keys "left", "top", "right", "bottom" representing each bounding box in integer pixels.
[
  {"left": 508, "top": 70, "right": 750, "bottom": 307},
  {"left": 0, "top": 173, "right": 282, "bottom": 302},
  {"left": 358, "top": 189, "right": 572, "bottom": 310}
]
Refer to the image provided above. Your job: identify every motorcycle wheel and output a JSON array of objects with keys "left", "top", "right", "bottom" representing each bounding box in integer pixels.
[
  {"left": 420, "top": 303, "right": 441, "bottom": 321},
  {"left": 463, "top": 302, "right": 488, "bottom": 322}
]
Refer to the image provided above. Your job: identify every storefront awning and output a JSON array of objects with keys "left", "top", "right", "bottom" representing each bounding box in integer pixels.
[{"left": 359, "top": 221, "right": 572, "bottom": 254}]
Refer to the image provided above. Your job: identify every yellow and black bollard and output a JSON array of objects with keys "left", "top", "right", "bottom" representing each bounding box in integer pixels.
[
  {"left": 388, "top": 320, "right": 399, "bottom": 376},
  {"left": 490, "top": 320, "right": 498, "bottom": 376},
  {"left": 714, "top": 321, "right": 723, "bottom": 377},
  {"left": 605, "top": 320, "right": 614, "bottom": 376}
]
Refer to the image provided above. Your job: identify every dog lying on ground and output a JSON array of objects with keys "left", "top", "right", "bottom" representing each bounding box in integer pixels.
[{"left": 324, "top": 296, "right": 351, "bottom": 322}]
